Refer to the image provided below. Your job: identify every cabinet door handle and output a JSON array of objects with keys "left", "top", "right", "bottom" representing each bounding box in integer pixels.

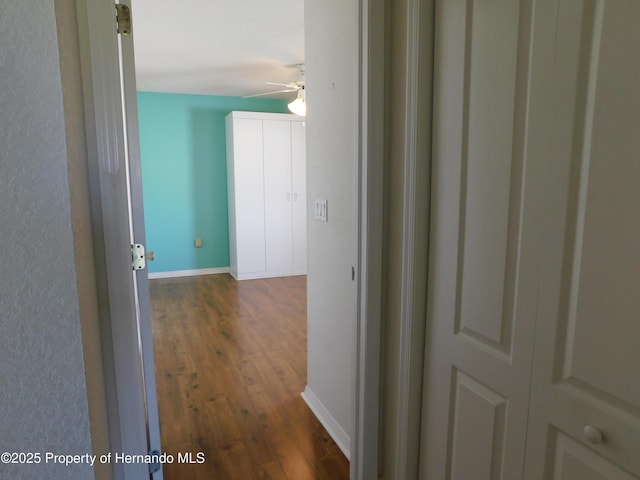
[
  {"left": 293, "top": 192, "right": 298, "bottom": 201},
  {"left": 286, "top": 193, "right": 291, "bottom": 202}
]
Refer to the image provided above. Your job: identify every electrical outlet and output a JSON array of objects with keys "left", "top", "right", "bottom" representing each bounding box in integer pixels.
[
  {"left": 314, "top": 199, "right": 328, "bottom": 222},
  {"left": 195, "top": 238, "right": 203, "bottom": 248}
]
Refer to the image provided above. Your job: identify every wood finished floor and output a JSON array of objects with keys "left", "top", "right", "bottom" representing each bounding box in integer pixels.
[{"left": 149, "top": 274, "right": 349, "bottom": 480}]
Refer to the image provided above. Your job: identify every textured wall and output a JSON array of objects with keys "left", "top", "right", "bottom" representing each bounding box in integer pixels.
[
  {"left": 137, "top": 92, "right": 289, "bottom": 273},
  {"left": 0, "top": 2, "right": 94, "bottom": 479},
  {"left": 304, "top": 0, "right": 358, "bottom": 452}
]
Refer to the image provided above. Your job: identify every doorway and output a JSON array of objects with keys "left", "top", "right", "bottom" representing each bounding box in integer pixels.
[
  {"left": 76, "top": 0, "right": 385, "bottom": 477},
  {"left": 130, "top": 1, "right": 356, "bottom": 478}
]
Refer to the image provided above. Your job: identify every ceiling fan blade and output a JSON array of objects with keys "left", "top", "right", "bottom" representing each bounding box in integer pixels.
[
  {"left": 266, "top": 82, "right": 295, "bottom": 88},
  {"left": 243, "top": 88, "right": 298, "bottom": 99}
]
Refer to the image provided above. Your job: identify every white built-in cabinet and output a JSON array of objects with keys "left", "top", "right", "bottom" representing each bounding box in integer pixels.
[{"left": 226, "top": 111, "right": 306, "bottom": 280}]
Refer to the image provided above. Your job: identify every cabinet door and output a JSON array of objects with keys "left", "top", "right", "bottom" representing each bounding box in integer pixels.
[
  {"left": 419, "top": 1, "right": 539, "bottom": 478},
  {"left": 232, "top": 118, "right": 266, "bottom": 276},
  {"left": 263, "top": 120, "right": 293, "bottom": 274},
  {"left": 523, "top": 1, "right": 640, "bottom": 477},
  {"left": 291, "top": 120, "right": 306, "bottom": 273}
]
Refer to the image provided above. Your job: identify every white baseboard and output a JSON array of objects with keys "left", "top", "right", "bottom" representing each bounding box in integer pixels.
[
  {"left": 148, "top": 267, "right": 230, "bottom": 280},
  {"left": 301, "top": 386, "right": 350, "bottom": 460}
]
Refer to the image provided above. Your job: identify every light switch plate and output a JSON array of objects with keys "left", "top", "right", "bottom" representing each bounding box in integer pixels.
[{"left": 314, "top": 199, "right": 328, "bottom": 222}]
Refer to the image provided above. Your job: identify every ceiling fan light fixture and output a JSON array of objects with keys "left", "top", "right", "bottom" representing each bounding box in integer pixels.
[{"left": 288, "top": 87, "right": 306, "bottom": 116}]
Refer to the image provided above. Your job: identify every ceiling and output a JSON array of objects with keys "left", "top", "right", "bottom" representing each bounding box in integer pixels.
[{"left": 131, "top": 0, "right": 305, "bottom": 99}]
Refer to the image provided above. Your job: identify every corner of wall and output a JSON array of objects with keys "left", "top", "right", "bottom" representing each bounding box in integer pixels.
[{"left": 1, "top": 2, "right": 97, "bottom": 479}]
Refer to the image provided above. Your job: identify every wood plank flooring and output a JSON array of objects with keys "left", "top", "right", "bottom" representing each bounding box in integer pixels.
[{"left": 149, "top": 274, "right": 349, "bottom": 480}]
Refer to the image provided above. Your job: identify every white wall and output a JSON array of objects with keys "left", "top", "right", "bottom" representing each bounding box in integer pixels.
[
  {"left": 302, "top": 0, "right": 359, "bottom": 457},
  {"left": 0, "top": 2, "right": 108, "bottom": 479}
]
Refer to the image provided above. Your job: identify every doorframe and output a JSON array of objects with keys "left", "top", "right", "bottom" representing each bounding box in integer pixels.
[
  {"left": 76, "top": 1, "right": 389, "bottom": 479},
  {"left": 75, "top": 1, "right": 153, "bottom": 479},
  {"left": 351, "top": 0, "right": 385, "bottom": 477},
  {"left": 383, "top": 0, "right": 434, "bottom": 478}
]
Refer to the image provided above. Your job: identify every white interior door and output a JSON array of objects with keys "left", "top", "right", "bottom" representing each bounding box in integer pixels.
[
  {"left": 230, "top": 118, "right": 267, "bottom": 276},
  {"left": 263, "top": 120, "right": 294, "bottom": 273},
  {"left": 523, "top": 0, "right": 640, "bottom": 477},
  {"left": 420, "top": 0, "right": 640, "bottom": 479},
  {"left": 78, "top": 1, "right": 162, "bottom": 478},
  {"left": 291, "top": 120, "right": 307, "bottom": 273},
  {"left": 118, "top": 1, "right": 163, "bottom": 477},
  {"left": 419, "top": 1, "right": 540, "bottom": 477}
]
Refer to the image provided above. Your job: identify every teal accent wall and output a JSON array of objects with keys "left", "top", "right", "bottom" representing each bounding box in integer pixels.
[{"left": 137, "top": 92, "right": 289, "bottom": 273}]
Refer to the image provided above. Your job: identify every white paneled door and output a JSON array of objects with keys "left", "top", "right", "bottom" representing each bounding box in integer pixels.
[
  {"left": 523, "top": 0, "right": 640, "bottom": 478},
  {"left": 419, "top": 0, "right": 539, "bottom": 477},
  {"left": 420, "top": 0, "right": 640, "bottom": 479}
]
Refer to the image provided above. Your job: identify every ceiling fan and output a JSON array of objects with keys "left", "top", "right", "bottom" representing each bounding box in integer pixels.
[
  {"left": 244, "top": 64, "right": 306, "bottom": 116},
  {"left": 243, "top": 80, "right": 304, "bottom": 99}
]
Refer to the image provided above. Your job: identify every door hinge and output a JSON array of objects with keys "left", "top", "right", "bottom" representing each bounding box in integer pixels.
[
  {"left": 148, "top": 450, "right": 161, "bottom": 475},
  {"left": 132, "top": 244, "right": 146, "bottom": 270},
  {"left": 115, "top": 4, "right": 131, "bottom": 35}
]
